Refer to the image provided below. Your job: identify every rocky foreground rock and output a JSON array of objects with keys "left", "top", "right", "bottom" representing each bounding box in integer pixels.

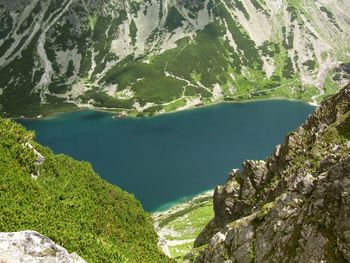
[
  {"left": 0, "top": 231, "right": 85, "bottom": 263},
  {"left": 187, "top": 84, "right": 350, "bottom": 262}
]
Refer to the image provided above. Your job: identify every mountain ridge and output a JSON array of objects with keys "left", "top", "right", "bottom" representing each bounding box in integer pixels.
[{"left": 0, "top": 0, "right": 349, "bottom": 117}]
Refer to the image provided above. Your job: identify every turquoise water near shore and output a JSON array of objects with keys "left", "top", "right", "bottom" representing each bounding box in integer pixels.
[
  {"left": 19, "top": 101, "right": 314, "bottom": 211},
  {"left": 154, "top": 190, "right": 213, "bottom": 212}
]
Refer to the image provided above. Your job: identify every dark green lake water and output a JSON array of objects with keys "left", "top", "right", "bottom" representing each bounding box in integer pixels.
[{"left": 19, "top": 101, "right": 314, "bottom": 211}]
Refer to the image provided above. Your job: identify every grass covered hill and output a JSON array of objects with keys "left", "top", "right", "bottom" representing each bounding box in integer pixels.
[{"left": 0, "top": 118, "right": 173, "bottom": 262}]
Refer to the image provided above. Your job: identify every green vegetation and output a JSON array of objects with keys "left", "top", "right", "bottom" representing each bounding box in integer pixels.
[
  {"left": 249, "top": 241, "right": 256, "bottom": 263},
  {"left": 337, "top": 113, "right": 350, "bottom": 139},
  {"left": 154, "top": 194, "right": 214, "bottom": 260},
  {"left": 250, "top": 0, "right": 264, "bottom": 12},
  {"left": 319, "top": 6, "right": 341, "bottom": 30},
  {"left": 129, "top": 19, "right": 137, "bottom": 46},
  {"left": 320, "top": 6, "right": 335, "bottom": 20},
  {"left": 234, "top": 0, "right": 250, "bottom": 20},
  {"left": 253, "top": 202, "right": 276, "bottom": 223},
  {"left": 287, "top": 5, "right": 298, "bottom": 22},
  {"left": 88, "top": 16, "right": 97, "bottom": 30},
  {"left": 282, "top": 56, "right": 295, "bottom": 79},
  {"left": 165, "top": 6, "right": 185, "bottom": 31},
  {"left": 303, "top": 59, "right": 316, "bottom": 71},
  {"left": 0, "top": 118, "right": 173, "bottom": 263}
]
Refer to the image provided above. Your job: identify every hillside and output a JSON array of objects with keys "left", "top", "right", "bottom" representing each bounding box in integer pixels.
[
  {"left": 187, "top": 84, "right": 350, "bottom": 262},
  {"left": 0, "top": 0, "right": 349, "bottom": 117},
  {"left": 0, "top": 117, "right": 173, "bottom": 262}
]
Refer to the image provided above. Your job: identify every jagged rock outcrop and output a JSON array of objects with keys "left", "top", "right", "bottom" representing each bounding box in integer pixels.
[
  {"left": 0, "top": 231, "right": 85, "bottom": 263},
  {"left": 188, "top": 84, "right": 350, "bottom": 262}
]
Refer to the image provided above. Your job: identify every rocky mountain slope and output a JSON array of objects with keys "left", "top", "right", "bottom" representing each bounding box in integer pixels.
[
  {"left": 0, "top": 0, "right": 349, "bottom": 117},
  {"left": 186, "top": 83, "right": 350, "bottom": 262},
  {"left": 0, "top": 117, "right": 173, "bottom": 262}
]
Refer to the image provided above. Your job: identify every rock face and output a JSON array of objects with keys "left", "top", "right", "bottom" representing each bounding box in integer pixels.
[
  {"left": 188, "top": 83, "right": 350, "bottom": 262},
  {"left": 0, "top": 0, "right": 349, "bottom": 117},
  {"left": 0, "top": 231, "right": 85, "bottom": 263}
]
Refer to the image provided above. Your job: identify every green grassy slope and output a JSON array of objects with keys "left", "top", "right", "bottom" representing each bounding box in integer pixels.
[
  {"left": 0, "top": 118, "right": 173, "bottom": 263},
  {"left": 153, "top": 192, "right": 214, "bottom": 261}
]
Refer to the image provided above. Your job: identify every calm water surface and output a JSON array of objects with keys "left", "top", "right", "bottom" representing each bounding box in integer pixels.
[{"left": 19, "top": 101, "right": 314, "bottom": 211}]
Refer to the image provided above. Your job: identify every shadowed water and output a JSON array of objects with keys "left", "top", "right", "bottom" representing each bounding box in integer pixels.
[{"left": 19, "top": 101, "right": 314, "bottom": 211}]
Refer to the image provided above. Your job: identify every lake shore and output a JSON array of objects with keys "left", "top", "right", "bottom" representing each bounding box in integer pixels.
[
  {"left": 9, "top": 96, "right": 317, "bottom": 121},
  {"left": 152, "top": 190, "right": 214, "bottom": 218},
  {"left": 152, "top": 191, "right": 214, "bottom": 259}
]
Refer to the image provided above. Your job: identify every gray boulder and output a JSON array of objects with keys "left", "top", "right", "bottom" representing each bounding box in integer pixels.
[{"left": 0, "top": 231, "right": 85, "bottom": 263}]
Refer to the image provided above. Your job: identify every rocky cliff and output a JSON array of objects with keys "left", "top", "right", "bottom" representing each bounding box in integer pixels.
[
  {"left": 0, "top": 0, "right": 349, "bottom": 117},
  {"left": 187, "top": 83, "right": 350, "bottom": 262}
]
